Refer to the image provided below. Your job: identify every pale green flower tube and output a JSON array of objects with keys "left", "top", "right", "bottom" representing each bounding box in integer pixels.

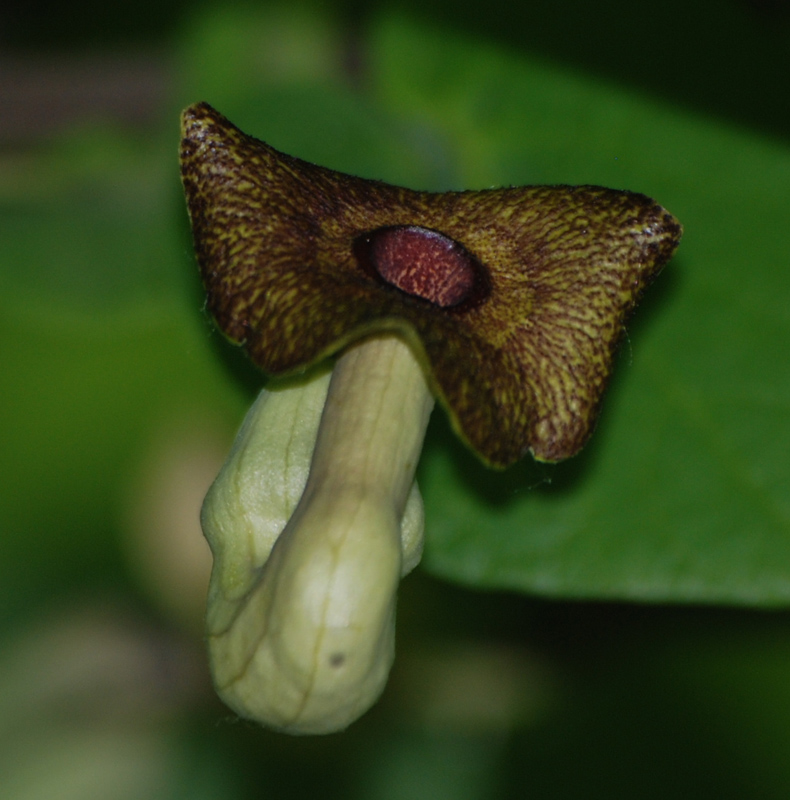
[{"left": 201, "top": 336, "right": 433, "bottom": 734}]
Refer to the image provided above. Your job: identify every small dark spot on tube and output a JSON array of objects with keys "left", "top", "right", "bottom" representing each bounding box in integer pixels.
[{"left": 329, "top": 653, "right": 345, "bottom": 668}]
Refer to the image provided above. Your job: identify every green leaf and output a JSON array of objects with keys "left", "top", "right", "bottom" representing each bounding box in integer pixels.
[{"left": 370, "top": 17, "right": 790, "bottom": 604}]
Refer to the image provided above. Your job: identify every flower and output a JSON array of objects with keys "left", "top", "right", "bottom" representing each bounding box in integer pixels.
[{"left": 181, "top": 102, "right": 682, "bottom": 734}]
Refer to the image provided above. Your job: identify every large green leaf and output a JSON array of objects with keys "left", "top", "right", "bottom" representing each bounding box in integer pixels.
[{"left": 370, "top": 17, "right": 790, "bottom": 605}]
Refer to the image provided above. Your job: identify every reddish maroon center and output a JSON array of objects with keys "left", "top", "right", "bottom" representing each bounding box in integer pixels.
[{"left": 367, "top": 225, "right": 477, "bottom": 308}]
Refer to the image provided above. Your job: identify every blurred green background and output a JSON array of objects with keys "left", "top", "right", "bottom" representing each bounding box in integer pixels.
[{"left": 2, "top": 0, "right": 790, "bottom": 797}]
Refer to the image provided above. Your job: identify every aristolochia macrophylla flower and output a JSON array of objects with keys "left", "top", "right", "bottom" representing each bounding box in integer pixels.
[
  {"left": 183, "top": 101, "right": 684, "bottom": 735},
  {"left": 180, "top": 101, "right": 682, "bottom": 466}
]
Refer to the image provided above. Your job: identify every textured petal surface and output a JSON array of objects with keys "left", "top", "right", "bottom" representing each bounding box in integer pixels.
[{"left": 180, "top": 102, "right": 681, "bottom": 466}]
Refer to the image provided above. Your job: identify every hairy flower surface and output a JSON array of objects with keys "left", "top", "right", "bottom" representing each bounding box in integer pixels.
[{"left": 181, "top": 102, "right": 682, "bottom": 466}]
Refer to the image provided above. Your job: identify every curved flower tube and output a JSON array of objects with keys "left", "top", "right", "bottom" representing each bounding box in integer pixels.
[{"left": 202, "top": 338, "right": 429, "bottom": 733}]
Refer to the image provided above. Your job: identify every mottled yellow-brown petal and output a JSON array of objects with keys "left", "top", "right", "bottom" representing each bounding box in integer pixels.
[{"left": 180, "top": 101, "right": 682, "bottom": 467}]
